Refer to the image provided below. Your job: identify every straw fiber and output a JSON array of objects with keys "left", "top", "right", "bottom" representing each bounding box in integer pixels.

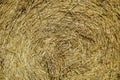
[{"left": 0, "top": 0, "right": 120, "bottom": 80}]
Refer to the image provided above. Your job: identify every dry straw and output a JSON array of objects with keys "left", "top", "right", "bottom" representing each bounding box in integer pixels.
[{"left": 0, "top": 0, "right": 120, "bottom": 80}]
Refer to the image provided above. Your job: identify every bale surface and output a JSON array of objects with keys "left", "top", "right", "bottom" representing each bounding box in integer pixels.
[{"left": 0, "top": 0, "right": 120, "bottom": 80}]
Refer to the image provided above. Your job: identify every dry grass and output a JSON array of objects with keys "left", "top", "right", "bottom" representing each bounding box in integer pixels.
[{"left": 0, "top": 0, "right": 120, "bottom": 80}]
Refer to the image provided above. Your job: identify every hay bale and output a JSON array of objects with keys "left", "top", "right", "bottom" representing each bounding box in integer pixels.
[{"left": 0, "top": 0, "right": 120, "bottom": 80}]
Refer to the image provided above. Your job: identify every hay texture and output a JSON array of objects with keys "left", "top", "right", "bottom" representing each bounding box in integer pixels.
[{"left": 0, "top": 0, "right": 120, "bottom": 80}]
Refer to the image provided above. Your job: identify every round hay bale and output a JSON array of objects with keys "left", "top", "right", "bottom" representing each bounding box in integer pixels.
[{"left": 0, "top": 0, "right": 120, "bottom": 80}]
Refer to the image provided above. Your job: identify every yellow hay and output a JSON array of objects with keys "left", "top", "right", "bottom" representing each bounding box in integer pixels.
[{"left": 0, "top": 0, "right": 120, "bottom": 80}]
